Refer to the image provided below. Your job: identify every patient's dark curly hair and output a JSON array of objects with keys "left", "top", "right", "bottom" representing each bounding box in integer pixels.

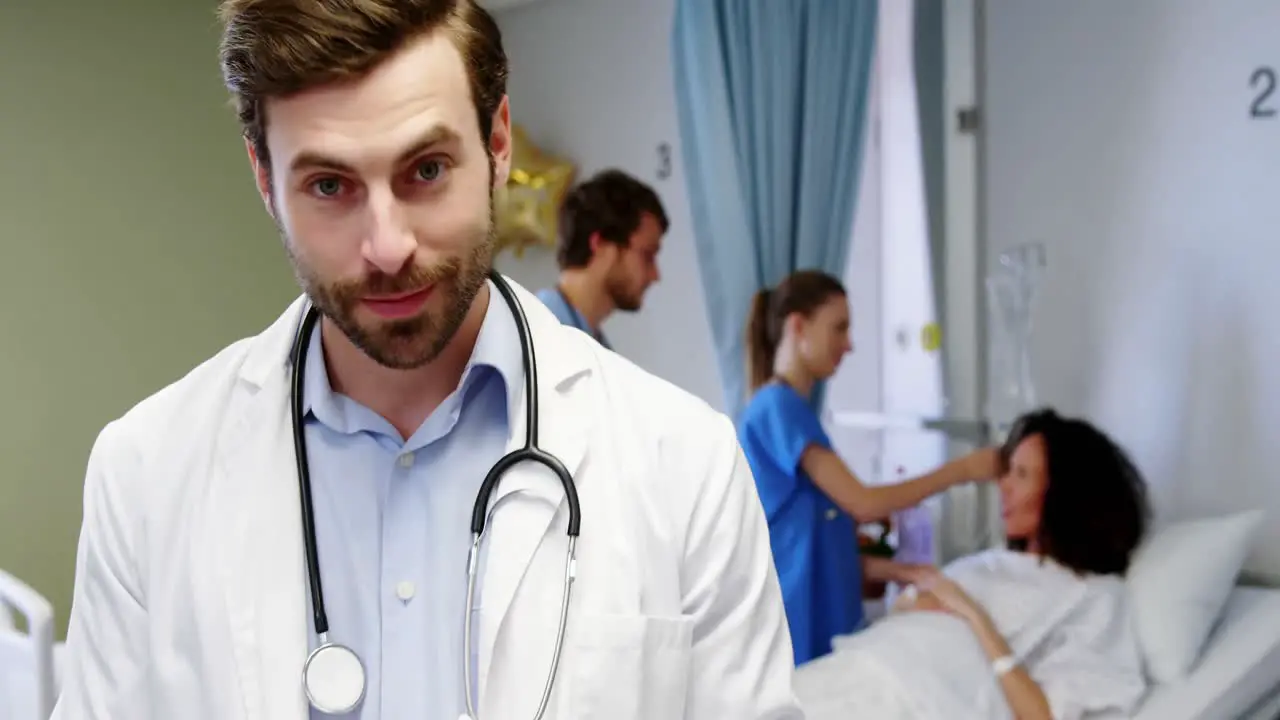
[{"left": 1002, "top": 408, "right": 1151, "bottom": 576}]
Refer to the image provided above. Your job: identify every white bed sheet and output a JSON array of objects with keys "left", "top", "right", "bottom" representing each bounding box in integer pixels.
[
  {"left": 795, "top": 586, "right": 1280, "bottom": 720},
  {"left": 1133, "top": 586, "right": 1280, "bottom": 720}
]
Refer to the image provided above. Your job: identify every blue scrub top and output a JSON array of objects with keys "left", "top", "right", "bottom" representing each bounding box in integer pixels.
[
  {"left": 737, "top": 382, "right": 864, "bottom": 666},
  {"left": 534, "top": 287, "right": 611, "bottom": 350}
]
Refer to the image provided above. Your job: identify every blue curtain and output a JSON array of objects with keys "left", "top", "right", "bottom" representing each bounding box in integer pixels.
[{"left": 672, "top": 0, "right": 879, "bottom": 419}]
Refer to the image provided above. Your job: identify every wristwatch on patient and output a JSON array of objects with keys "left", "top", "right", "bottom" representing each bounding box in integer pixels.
[{"left": 991, "top": 655, "right": 1018, "bottom": 677}]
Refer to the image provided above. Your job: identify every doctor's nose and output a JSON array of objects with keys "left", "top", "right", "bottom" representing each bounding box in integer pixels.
[{"left": 361, "top": 192, "right": 417, "bottom": 275}]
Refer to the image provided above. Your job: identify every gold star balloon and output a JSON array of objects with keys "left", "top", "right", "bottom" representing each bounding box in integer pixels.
[{"left": 494, "top": 124, "right": 576, "bottom": 257}]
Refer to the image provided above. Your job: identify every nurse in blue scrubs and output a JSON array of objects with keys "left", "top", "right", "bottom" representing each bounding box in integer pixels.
[{"left": 737, "top": 270, "right": 999, "bottom": 666}]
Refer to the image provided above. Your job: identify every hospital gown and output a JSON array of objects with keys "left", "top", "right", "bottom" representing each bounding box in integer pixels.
[{"left": 794, "top": 549, "right": 1148, "bottom": 720}]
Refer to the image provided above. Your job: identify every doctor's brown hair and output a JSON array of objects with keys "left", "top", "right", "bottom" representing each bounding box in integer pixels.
[
  {"left": 557, "top": 169, "right": 670, "bottom": 269},
  {"left": 217, "top": 0, "right": 507, "bottom": 170},
  {"left": 1002, "top": 408, "right": 1152, "bottom": 576},
  {"left": 745, "top": 270, "right": 847, "bottom": 393}
]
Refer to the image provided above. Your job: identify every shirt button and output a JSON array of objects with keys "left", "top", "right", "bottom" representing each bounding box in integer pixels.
[
  {"left": 825, "top": 508, "right": 838, "bottom": 521},
  {"left": 396, "top": 581, "right": 416, "bottom": 601},
  {"left": 398, "top": 452, "right": 415, "bottom": 468}
]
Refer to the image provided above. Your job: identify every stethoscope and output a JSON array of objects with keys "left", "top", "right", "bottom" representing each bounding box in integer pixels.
[{"left": 288, "top": 270, "right": 582, "bottom": 718}]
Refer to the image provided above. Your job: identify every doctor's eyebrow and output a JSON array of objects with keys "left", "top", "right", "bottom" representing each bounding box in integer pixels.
[{"left": 287, "top": 124, "right": 465, "bottom": 175}]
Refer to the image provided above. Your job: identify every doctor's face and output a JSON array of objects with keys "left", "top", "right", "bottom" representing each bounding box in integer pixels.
[
  {"left": 999, "top": 434, "right": 1049, "bottom": 541},
  {"left": 248, "top": 32, "right": 512, "bottom": 369}
]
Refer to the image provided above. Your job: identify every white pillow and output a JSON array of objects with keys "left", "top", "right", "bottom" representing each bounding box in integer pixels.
[{"left": 1125, "top": 509, "right": 1265, "bottom": 684}]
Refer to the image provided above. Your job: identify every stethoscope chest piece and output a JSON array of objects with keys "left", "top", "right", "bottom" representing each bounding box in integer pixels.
[{"left": 303, "top": 642, "right": 367, "bottom": 715}]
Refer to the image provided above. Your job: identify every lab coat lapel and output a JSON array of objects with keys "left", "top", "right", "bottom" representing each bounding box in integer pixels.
[
  {"left": 477, "top": 285, "right": 591, "bottom": 709},
  {"left": 213, "top": 297, "right": 311, "bottom": 720}
]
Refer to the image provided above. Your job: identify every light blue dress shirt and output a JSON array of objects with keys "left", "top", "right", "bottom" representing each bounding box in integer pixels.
[
  {"left": 303, "top": 281, "right": 522, "bottom": 720},
  {"left": 534, "top": 286, "right": 611, "bottom": 350}
]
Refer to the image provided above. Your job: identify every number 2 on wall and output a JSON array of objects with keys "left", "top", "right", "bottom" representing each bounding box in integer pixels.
[{"left": 1250, "top": 67, "right": 1277, "bottom": 118}]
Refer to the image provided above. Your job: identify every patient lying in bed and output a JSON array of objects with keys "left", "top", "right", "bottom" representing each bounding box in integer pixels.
[{"left": 795, "top": 408, "right": 1152, "bottom": 720}]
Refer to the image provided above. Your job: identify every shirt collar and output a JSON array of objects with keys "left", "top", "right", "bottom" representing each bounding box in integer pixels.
[{"left": 302, "top": 279, "right": 525, "bottom": 435}]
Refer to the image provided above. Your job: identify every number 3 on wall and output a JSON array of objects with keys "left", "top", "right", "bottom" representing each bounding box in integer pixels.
[
  {"left": 1250, "top": 67, "right": 1277, "bottom": 118},
  {"left": 656, "top": 143, "right": 672, "bottom": 180}
]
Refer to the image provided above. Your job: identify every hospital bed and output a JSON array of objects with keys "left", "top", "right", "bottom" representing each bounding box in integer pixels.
[
  {"left": 802, "top": 583, "right": 1280, "bottom": 720},
  {"left": 0, "top": 568, "right": 58, "bottom": 720},
  {"left": 826, "top": 407, "right": 1280, "bottom": 719},
  {"left": 1132, "top": 584, "right": 1280, "bottom": 720}
]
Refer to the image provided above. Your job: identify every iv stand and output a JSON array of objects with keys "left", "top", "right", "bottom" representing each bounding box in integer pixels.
[{"left": 829, "top": 243, "right": 1046, "bottom": 555}]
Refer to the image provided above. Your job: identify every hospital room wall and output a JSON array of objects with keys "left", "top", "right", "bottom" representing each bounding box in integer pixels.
[
  {"left": 0, "top": 4, "right": 300, "bottom": 635},
  {"left": 978, "top": 0, "right": 1280, "bottom": 578},
  {"left": 491, "top": 0, "right": 724, "bottom": 412}
]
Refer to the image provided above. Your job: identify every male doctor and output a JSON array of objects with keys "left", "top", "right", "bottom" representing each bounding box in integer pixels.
[
  {"left": 535, "top": 169, "right": 668, "bottom": 350},
  {"left": 53, "top": 1, "right": 800, "bottom": 719}
]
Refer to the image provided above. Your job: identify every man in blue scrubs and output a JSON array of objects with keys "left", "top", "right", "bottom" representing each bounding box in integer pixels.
[{"left": 535, "top": 169, "right": 668, "bottom": 349}]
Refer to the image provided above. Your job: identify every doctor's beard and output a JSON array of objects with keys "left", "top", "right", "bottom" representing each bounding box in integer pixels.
[{"left": 281, "top": 207, "right": 497, "bottom": 371}]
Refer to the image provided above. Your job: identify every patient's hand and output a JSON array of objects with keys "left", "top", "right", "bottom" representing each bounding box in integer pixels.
[
  {"left": 864, "top": 556, "right": 940, "bottom": 587},
  {"left": 918, "top": 575, "right": 990, "bottom": 628},
  {"left": 890, "top": 586, "right": 947, "bottom": 614},
  {"left": 895, "top": 563, "right": 941, "bottom": 587},
  {"left": 911, "top": 591, "right": 948, "bottom": 613}
]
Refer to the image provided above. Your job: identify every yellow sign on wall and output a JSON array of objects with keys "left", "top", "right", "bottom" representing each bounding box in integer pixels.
[{"left": 921, "top": 322, "right": 941, "bottom": 352}]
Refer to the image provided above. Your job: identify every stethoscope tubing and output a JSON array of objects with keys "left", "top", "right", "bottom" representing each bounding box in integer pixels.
[{"left": 289, "top": 270, "right": 581, "bottom": 719}]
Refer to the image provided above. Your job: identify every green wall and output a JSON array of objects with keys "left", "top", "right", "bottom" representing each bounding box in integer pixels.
[{"left": 0, "top": 4, "right": 298, "bottom": 637}]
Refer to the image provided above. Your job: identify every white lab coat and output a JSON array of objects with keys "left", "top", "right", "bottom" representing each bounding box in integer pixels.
[{"left": 52, "top": 279, "right": 802, "bottom": 720}]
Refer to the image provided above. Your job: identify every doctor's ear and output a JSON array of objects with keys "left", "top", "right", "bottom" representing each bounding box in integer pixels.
[{"left": 488, "top": 96, "right": 513, "bottom": 188}]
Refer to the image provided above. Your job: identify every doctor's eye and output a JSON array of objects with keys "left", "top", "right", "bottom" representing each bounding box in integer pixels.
[
  {"left": 309, "top": 176, "right": 346, "bottom": 198},
  {"left": 413, "top": 159, "right": 447, "bottom": 184}
]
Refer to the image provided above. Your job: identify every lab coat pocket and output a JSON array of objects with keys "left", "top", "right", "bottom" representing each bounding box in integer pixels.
[{"left": 565, "top": 613, "right": 693, "bottom": 719}]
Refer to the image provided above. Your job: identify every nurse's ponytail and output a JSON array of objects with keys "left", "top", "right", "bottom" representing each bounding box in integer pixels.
[
  {"left": 746, "top": 288, "right": 776, "bottom": 392},
  {"left": 744, "top": 270, "right": 849, "bottom": 393}
]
